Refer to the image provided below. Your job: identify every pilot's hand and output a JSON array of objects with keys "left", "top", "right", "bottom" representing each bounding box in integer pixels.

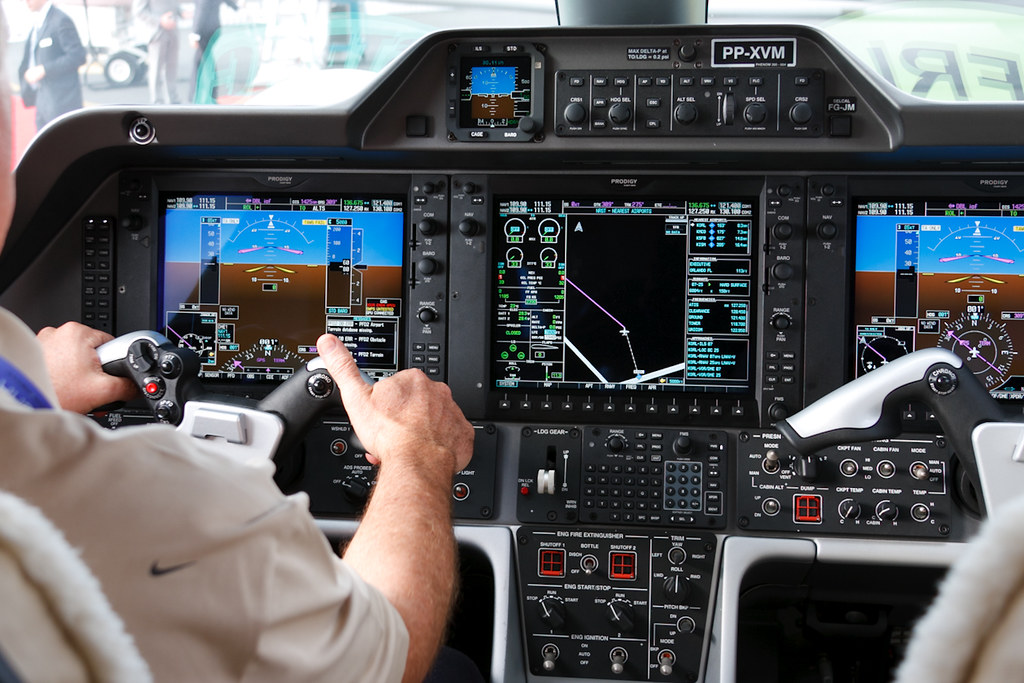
[
  {"left": 316, "top": 333, "right": 474, "bottom": 476},
  {"left": 37, "top": 322, "right": 138, "bottom": 414}
]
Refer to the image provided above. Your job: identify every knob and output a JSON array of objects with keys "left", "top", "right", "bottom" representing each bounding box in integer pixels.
[
  {"left": 417, "top": 218, "right": 439, "bottom": 236},
  {"left": 768, "top": 402, "right": 788, "bottom": 421},
  {"left": 462, "top": 182, "right": 478, "bottom": 194},
  {"left": 771, "top": 313, "right": 793, "bottom": 331},
  {"left": 911, "top": 462, "right": 930, "bottom": 480},
  {"left": 341, "top": 476, "right": 371, "bottom": 504},
  {"left": 790, "top": 102, "right": 813, "bottom": 125},
  {"left": 564, "top": 102, "right": 587, "bottom": 124},
  {"left": 663, "top": 574, "right": 691, "bottom": 600},
  {"left": 120, "top": 214, "right": 146, "bottom": 231},
  {"left": 518, "top": 116, "right": 538, "bottom": 134},
  {"left": 609, "top": 102, "right": 633, "bottom": 125},
  {"left": 817, "top": 221, "right": 838, "bottom": 240},
  {"left": 606, "top": 435, "right": 627, "bottom": 453},
  {"left": 875, "top": 500, "right": 898, "bottom": 521},
  {"left": 421, "top": 181, "right": 435, "bottom": 194},
  {"left": 772, "top": 262, "right": 794, "bottom": 280},
  {"left": 797, "top": 455, "right": 818, "bottom": 482},
  {"left": 606, "top": 600, "right": 635, "bottom": 633},
  {"left": 674, "top": 102, "right": 698, "bottom": 125},
  {"left": 838, "top": 498, "right": 861, "bottom": 520},
  {"left": 458, "top": 218, "right": 480, "bottom": 236},
  {"left": 668, "top": 546, "right": 687, "bottom": 565},
  {"left": 538, "top": 597, "right": 566, "bottom": 630},
  {"left": 417, "top": 307, "right": 438, "bottom": 324},
  {"left": 773, "top": 222, "right": 794, "bottom": 240},
  {"left": 672, "top": 435, "right": 693, "bottom": 456},
  {"left": 678, "top": 43, "right": 697, "bottom": 62},
  {"left": 417, "top": 258, "right": 439, "bottom": 275},
  {"left": 743, "top": 102, "right": 767, "bottom": 125}
]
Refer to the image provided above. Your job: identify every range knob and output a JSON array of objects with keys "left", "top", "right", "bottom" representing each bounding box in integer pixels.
[
  {"left": 538, "top": 596, "right": 567, "bottom": 630},
  {"left": 417, "top": 307, "right": 438, "bottom": 324},
  {"left": 606, "top": 434, "right": 628, "bottom": 453},
  {"left": 606, "top": 600, "right": 635, "bottom": 633},
  {"left": 771, "top": 313, "right": 793, "bottom": 331}
]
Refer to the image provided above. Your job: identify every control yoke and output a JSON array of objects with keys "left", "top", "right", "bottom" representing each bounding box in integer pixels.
[
  {"left": 775, "top": 348, "right": 1024, "bottom": 514},
  {"left": 97, "top": 331, "right": 340, "bottom": 473}
]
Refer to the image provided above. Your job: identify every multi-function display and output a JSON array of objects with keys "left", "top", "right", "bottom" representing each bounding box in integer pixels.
[
  {"left": 160, "top": 192, "right": 405, "bottom": 383},
  {"left": 493, "top": 197, "right": 757, "bottom": 395},
  {"left": 854, "top": 198, "right": 1024, "bottom": 399}
]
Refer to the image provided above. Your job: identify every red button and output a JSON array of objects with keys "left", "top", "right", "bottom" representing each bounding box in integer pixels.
[{"left": 145, "top": 382, "right": 161, "bottom": 395}]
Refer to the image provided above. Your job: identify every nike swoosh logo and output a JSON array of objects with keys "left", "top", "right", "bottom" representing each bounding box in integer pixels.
[{"left": 149, "top": 560, "right": 196, "bottom": 577}]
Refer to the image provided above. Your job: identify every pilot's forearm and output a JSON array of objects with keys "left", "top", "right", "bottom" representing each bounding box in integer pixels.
[{"left": 342, "top": 450, "right": 457, "bottom": 683}]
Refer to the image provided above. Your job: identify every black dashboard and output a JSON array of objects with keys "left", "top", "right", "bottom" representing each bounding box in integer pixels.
[{"left": 5, "top": 22, "right": 1023, "bottom": 682}]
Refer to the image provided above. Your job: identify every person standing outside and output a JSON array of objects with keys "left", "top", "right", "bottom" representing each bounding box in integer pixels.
[
  {"left": 189, "top": 0, "right": 238, "bottom": 99},
  {"left": 133, "top": 0, "right": 182, "bottom": 104},
  {"left": 17, "top": 0, "right": 86, "bottom": 131}
]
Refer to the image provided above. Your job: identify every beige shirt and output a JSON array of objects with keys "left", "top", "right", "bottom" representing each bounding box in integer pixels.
[{"left": 0, "top": 308, "right": 409, "bottom": 682}]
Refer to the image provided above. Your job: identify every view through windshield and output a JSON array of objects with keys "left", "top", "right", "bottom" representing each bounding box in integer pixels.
[{"left": 5, "top": 0, "right": 1023, "bottom": 164}]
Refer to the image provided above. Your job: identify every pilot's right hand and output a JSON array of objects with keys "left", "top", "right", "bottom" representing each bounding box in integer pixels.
[{"left": 316, "top": 333, "right": 474, "bottom": 476}]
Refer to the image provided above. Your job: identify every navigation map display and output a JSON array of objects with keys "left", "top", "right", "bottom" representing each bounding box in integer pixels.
[
  {"left": 854, "top": 198, "right": 1024, "bottom": 399},
  {"left": 160, "top": 191, "right": 405, "bottom": 383},
  {"left": 493, "top": 197, "right": 757, "bottom": 395}
]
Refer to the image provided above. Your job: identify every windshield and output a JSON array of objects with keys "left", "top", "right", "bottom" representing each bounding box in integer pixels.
[{"left": 6, "top": 0, "right": 1022, "bottom": 162}]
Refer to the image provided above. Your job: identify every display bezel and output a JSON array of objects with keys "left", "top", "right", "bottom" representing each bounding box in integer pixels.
[
  {"left": 149, "top": 173, "right": 411, "bottom": 394},
  {"left": 849, "top": 177, "right": 1024, "bottom": 403}
]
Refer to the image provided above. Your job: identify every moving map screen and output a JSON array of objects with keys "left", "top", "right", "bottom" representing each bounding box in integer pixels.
[
  {"left": 854, "top": 198, "right": 1024, "bottom": 399},
  {"left": 493, "top": 197, "right": 756, "bottom": 395},
  {"left": 160, "top": 191, "right": 405, "bottom": 383}
]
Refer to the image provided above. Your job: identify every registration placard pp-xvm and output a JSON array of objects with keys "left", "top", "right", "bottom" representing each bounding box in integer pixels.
[{"left": 711, "top": 38, "right": 797, "bottom": 68}]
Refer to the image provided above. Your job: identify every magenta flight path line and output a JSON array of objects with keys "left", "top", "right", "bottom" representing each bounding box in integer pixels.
[{"left": 563, "top": 277, "right": 626, "bottom": 330}]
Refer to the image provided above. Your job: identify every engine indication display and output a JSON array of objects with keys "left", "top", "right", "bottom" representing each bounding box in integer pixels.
[
  {"left": 854, "top": 199, "right": 1024, "bottom": 398},
  {"left": 161, "top": 192, "right": 405, "bottom": 383},
  {"left": 492, "top": 197, "right": 757, "bottom": 395}
]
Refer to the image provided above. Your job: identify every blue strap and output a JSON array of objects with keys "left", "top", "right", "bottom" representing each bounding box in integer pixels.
[{"left": 0, "top": 356, "right": 52, "bottom": 409}]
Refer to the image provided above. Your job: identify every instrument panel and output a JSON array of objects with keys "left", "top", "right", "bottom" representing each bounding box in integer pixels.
[{"left": 4, "top": 22, "right": 1020, "bottom": 683}]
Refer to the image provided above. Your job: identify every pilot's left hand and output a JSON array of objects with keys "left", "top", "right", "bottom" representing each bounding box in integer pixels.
[{"left": 37, "top": 322, "right": 138, "bottom": 413}]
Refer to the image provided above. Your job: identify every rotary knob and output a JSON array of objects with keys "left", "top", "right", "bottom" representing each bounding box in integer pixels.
[
  {"left": 875, "top": 500, "right": 898, "bottom": 521},
  {"left": 663, "top": 574, "right": 691, "bottom": 600},
  {"left": 606, "top": 600, "right": 635, "bottom": 633},
  {"left": 838, "top": 498, "right": 861, "bottom": 520},
  {"left": 538, "top": 596, "right": 566, "bottom": 630}
]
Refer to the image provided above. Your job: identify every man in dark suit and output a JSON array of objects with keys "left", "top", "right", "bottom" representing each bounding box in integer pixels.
[{"left": 18, "top": 0, "right": 87, "bottom": 130}]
